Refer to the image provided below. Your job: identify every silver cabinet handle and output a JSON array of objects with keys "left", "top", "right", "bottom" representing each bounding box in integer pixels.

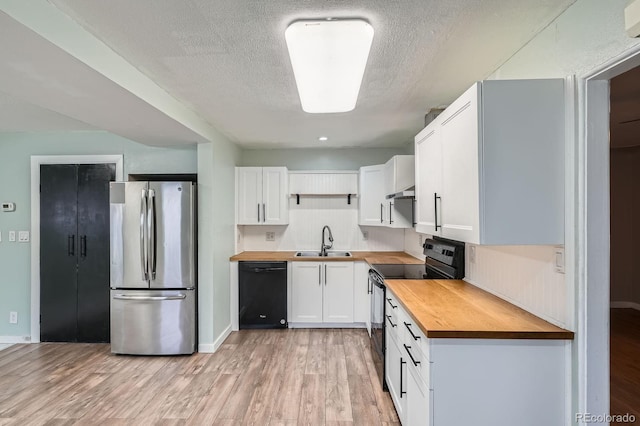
[
  {"left": 140, "top": 189, "right": 148, "bottom": 281},
  {"left": 113, "top": 294, "right": 186, "bottom": 301},
  {"left": 262, "top": 203, "right": 266, "bottom": 223},
  {"left": 148, "top": 189, "right": 156, "bottom": 280},
  {"left": 318, "top": 264, "right": 321, "bottom": 286}
]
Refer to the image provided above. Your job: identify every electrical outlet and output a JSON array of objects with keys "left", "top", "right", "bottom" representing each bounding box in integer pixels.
[
  {"left": 554, "top": 247, "right": 565, "bottom": 274},
  {"left": 18, "top": 231, "right": 29, "bottom": 242},
  {"left": 469, "top": 245, "right": 476, "bottom": 264},
  {"left": 9, "top": 312, "right": 17, "bottom": 324},
  {"left": 265, "top": 232, "right": 275, "bottom": 242},
  {"left": 362, "top": 231, "right": 369, "bottom": 241},
  {"left": 8, "top": 231, "right": 15, "bottom": 242}
]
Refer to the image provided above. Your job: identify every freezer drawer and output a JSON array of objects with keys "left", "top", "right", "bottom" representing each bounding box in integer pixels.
[{"left": 110, "top": 289, "right": 195, "bottom": 355}]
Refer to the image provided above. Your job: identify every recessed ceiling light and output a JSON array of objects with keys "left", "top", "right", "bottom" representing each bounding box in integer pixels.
[
  {"left": 285, "top": 19, "right": 374, "bottom": 114},
  {"left": 318, "top": 136, "right": 329, "bottom": 141}
]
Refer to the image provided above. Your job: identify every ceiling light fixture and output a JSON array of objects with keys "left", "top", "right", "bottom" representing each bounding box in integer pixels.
[
  {"left": 285, "top": 19, "right": 374, "bottom": 114},
  {"left": 318, "top": 136, "right": 328, "bottom": 141}
]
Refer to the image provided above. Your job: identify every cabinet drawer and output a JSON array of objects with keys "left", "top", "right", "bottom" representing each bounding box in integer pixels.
[
  {"left": 402, "top": 337, "right": 430, "bottom": 388},
  {"left": 402, "top": 318, "right": 430, "bottom": 362}
]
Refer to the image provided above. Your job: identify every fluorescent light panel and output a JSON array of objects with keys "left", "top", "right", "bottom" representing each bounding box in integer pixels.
[{"left": 285, "top": 19, "right": 374, "bottom": 113}]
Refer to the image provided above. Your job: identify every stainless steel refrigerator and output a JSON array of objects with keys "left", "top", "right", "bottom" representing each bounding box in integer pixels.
[{"left": 109, "top": 181, "right": 196, "bottom": 355}]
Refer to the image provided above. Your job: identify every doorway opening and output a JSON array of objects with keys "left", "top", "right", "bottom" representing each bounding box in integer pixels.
[{"left": 609, "top": 64, "right": 640, "bottom": 418}]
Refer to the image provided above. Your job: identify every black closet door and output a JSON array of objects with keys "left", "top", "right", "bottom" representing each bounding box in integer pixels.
[
  {"left": 40, "top": 164, "right": 79, "bottom": 342},
  {"left": 76, "top": 164, "right": 115, "bottom": 342}
]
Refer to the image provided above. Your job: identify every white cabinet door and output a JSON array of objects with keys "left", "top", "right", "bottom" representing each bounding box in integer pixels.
[
  {"left": 414, "top": 126, "right": 442, "bottom": 235},
  {"left": 406, "top": 364, "right": 431, "bottom": 426},
  {"left": 385, "top": 332, "right": 407, "bottom": 423},
  {"left": 262, "top": 167, "right": 288, "bottom": 225},
  {"left": 440, "top": 83, "right": 480, "bottom": 243},
  {"left": 323, "top": 262, "right": 354, "bottom": 323},
  {"left": 384, "top": 155, "right": 415, "bottom": 196},
  {"left": 237, "top": 167, "right": 263, "bottom": 225},
  {"left": 353, "top": 262, "right": 371, "bottom": 335},
  {"left": 359, "top": 165, "right": 385, "bottom": 226},
  {"left": 291, "top": 262, "right": 323, "bottom": 323},
  {"left": 387, "top": 199, "right": 414, "bottom": 228}
]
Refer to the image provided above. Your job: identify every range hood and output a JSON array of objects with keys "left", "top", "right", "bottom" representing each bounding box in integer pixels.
[{"left": 386, "top": 189, "right": 415, "bottom": 199}]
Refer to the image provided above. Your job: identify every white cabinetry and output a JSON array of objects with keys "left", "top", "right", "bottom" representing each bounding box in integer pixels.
[
  {"left": 359, "top": 165, "right": 386, "bottom": 226},
  {"left": 353, "top": 262, "right": 372, "bottom": 335},
  {"left": 384, "top": 155, "right": 415, "bottom": 196},
  {"left": 237, "top": 167, "right": 288, "bottom": 225},
  {"left": 385, "top": 287, "right": 567, "bottom": 426},
  {"left": 359, "top": 162, "right": 414, "bottom": 228},
  {"left": 290, "top": 261, "right": 354, "bottom": 324},
  {"left": 414, "top": 79, "right": 565, "bottom": 245}
]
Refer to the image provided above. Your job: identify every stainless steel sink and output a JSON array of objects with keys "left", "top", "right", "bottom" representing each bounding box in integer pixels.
[{"left": 294, "top": 251, "right": 352, "bottom": 257}]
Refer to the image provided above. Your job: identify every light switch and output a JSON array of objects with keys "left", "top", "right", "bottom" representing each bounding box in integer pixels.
[
  {"left": 266, "top": 232, "right": 275, "bottom": 241},
  {"left": 18, "top": 231, "right": 29, "bottom": 242},
  {"left": 8, "top": 231, "right": 15, "bottom": 242}
]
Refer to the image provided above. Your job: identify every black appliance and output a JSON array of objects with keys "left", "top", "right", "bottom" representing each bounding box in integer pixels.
[
  {"left": 368, "top": 236, "right": 465, "bottom": 390},
  {"left": 239, "top": 261, "right": 287, "bottom": 329}
]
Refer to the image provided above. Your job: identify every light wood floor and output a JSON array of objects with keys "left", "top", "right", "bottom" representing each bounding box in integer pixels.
[
  {"left": 0, "top": 329, "right": 399, "bottom": 425},
  {"left": 610, "top": 308, "right": 640, "bottom": 418}
]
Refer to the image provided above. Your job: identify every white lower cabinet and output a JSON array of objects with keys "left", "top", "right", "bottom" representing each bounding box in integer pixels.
[
  {"left": 386, "top": 288, "right": 568, "bottom": 426},
  {"left": 290, "top": 261, "right": 354, "bottom": 324},
  {"left": 353, "top": 262, "right": 372, "bottom": 335}
]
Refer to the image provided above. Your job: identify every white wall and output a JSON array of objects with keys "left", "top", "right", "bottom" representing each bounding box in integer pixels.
[
  {"left": 197, "top": 135, "right": 241, "bottom": 352},
  {"left": 242, "top": 197, "right": 405, "bottom": 252}
]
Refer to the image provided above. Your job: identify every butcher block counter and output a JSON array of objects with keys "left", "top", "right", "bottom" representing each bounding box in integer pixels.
[
  {"left": 385, "top": 279, "right": 573, "bottom": 339},
  {"left": 230, "top": 250, "right": 423, "bottom": 264}
]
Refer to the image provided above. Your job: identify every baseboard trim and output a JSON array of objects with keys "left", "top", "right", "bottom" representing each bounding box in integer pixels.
[
  {"left": 198, "top": 324, "right": 233, "bottom": 353},
  {"left": 610, "top": 301, "right": 640, "bottom": 311},
  {"left": 288, "top": 323, "right": 366, "bottom": 329},
  {"left": 0, "top": 336, "right": 31, "bottom": 344}
]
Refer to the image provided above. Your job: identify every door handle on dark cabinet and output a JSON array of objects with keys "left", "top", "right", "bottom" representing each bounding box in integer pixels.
[
  {"left": 67, "top": 235, "right": 75, "bottom": 256},
  {"left": 80, "top": 235, "right": 87, "bottom": 258},
  {"left": 434, "top": 192, "right": 442, "bottom": 231}
]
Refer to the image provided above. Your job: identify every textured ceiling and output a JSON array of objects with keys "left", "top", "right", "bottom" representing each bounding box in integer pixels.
[{"left": 42, "top": 0, "right": 575, "bottom": 148}]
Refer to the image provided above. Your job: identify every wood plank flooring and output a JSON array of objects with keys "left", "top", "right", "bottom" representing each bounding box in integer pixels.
[
  {"left": 610, "top": 308, "right": 640, "bottom": 418},
  {"left": 0, "top": 329, "right": 398, "bottom": 425}
]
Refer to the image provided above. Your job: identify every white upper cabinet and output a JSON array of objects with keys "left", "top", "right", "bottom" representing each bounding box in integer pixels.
[
  {"left": 360, "top": 160, "right": 415, "bottom": 229},
  {"left": 359, "top": 164, "right": 386, "bottom": 226},
  {"left": 414, "top": 79, "right": 565, "bottom": 245},
  {"left": 384, "top": 155, "right": 415, "bottom": 196},
  {"left": 237, "top": 167, "right": 288, "bottom": 225}
]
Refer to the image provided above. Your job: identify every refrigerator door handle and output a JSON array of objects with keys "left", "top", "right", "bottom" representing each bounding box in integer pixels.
[
  {"left": 148, "top": 189, "right": 156, "bottom": 280},
  {"left": 113, "top": 294, "right": 187, "bottom": 301},
  {"left": 140, "top": 189, "right": 148, "bottom": 281}
]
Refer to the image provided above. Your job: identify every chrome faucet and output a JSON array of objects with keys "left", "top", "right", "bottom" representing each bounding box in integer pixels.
[{"left": 320, "top": 225, "right": 334, "bottom": 256}]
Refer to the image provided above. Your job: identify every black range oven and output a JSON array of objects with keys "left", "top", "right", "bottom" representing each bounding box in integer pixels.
[{"left": 368, "top": 237, "right": 465, "bottom": 391}]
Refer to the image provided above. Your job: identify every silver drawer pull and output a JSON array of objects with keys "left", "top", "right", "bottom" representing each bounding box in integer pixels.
[{"left": 113, "top": 294, "right": 186, "bottom": 301}]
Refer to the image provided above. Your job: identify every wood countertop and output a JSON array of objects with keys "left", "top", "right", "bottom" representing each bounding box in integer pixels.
[
  {"left": 229, "top": 251, "right": 423, "bottom": 264},
  {"left": 385, "top": 279, "right": 574, "bottom": 340}
]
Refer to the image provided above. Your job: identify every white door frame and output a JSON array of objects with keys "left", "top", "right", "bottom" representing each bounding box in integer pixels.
[
  {"left": 578, "top": 46, "right": 640, "bottom": 420},
  {"left": 30, "top": 155, "right": 123, "bottom": 343}
]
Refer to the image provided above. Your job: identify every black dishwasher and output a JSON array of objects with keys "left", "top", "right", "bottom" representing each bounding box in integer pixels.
[{"left": 239, "top": 261, "right": 287, "bottom": 329}]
